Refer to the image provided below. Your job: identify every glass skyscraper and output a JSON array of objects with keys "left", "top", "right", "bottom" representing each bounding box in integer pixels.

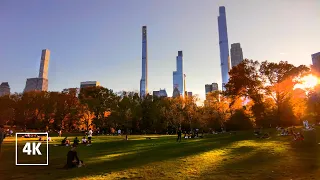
[
  {"left": 218, "top": 6, "right": 231, "bottom": 90},
  {"left": 140, "top": 26, "right": 148, "bottom": 98},
  {"left": 173, "top": 51, "right": 184, "bottom": 97}
]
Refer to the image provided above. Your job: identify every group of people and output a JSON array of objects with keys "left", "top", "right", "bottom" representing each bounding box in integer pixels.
[
  {"left": 254, "top": 128, "right": 270, "bottom": 139},
  {"left": 61, "top": 129, "right": 93, "bottom": 169},
  {"left": 59, "top": 128, "right": 93, "bottom": 147},
  {"left": 176, "top": 128, "right": 204, "bottom": 142},
  {"left": 276, "top": 126, "right": 304, "bottom": 141}
]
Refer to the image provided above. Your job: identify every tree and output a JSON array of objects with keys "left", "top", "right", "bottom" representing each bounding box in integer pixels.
[
  {"left": 79, "top": 105, "right": 95, "bottom": 131},
  {"left": 0, "top": 95, "right": 15, "bottom": 126},
  {"left": 259, "top": 61, "right": 309, "bottom": 124},
  {"left": 79, "top": 87, "right": 118, "bottom": 129}
]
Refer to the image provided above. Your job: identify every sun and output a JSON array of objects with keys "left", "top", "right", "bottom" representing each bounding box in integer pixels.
[{"left": 294, "top": 75, "right": 319, "bottom": 90}]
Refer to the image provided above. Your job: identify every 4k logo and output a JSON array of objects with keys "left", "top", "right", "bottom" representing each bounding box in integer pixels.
[
  {"left": 16, "top": 132, "right": 49, "bottom": 166},
  {"left": 23, "top": 142, "right": 42, "bottom": 155}
]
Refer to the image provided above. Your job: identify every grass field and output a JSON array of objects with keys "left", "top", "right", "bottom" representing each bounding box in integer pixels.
[{"left": 0, "top": 128, "right": 319, "bottom": 180}]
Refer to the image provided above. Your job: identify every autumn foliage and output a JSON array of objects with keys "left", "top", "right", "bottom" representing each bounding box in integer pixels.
[{"left": 0, "top": 60, "right": 319, "bottom": 133}]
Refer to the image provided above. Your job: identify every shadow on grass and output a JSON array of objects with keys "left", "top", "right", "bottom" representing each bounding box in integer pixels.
[
  {"left": 0, "top": 133, "right": 254, "bottom": 180},
  {"left": 0, "top": 132, "right": 286, "bottom": 180},
  {"left": 58, "top": 135, "right": 239, "bottom": 180}
]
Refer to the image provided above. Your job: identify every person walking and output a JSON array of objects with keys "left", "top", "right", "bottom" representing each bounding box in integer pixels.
[
  {"left": 87, "top": 128, "right": 93, "bottom": 145},
  {"left": 0, "top": 125, "right": 6, "bottom": 153},
  {"left": 177, "top": 127, "right": 182, "bottom": 142}
]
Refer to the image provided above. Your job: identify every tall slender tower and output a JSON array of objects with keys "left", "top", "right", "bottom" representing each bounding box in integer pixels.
[
  {"left": 173, "top": 51, "right": 184, "bottom": 97},
  {"left": 184, "top": 74, "right": 187, "bottom": 97},
  {"left": 218, "top": 6, "right": 230, "bottom": 90},
  {"left": 140, "top": 26, "right": 148, "bottom": 98},
  {"left": 39, "top": 49, "right": 50, "bottom": 79}
]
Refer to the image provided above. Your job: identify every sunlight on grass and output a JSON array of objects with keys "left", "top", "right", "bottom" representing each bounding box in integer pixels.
[
  {"left": 69, "top": 139, "right": 290, "bottom": 180},
  {"left": 2, "top": 130, "right": 318, "bottom": 180},
  {"left": 86, "top": 151, "right": 137, "bottom": 163}
]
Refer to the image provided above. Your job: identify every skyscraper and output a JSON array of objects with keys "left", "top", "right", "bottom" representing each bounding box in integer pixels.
[
  {"left": 80, "top": 81, "right": 100, "bottom": 89},
  {"left": 0, "top": 82, "right": 10, "bottom": 96},
  {"left": 24, "top": 78, "right": 48, "bottom": 92},
  {"left": 218, "top": 6, "right": 231, "bottom": 90},
  {"left": 230, "top": 43, "right": 243, "bottom": 67},
  {"left": 24, "top": 49, "right": 50, "bottom": 92},
  {"left": 204, "top": 83, "right": 219, "bottom": 106},
  {"left": 140, "top": 26, "right": 148, "bottom": 98},
  {"left": 153, "top": 89, "right": 168, "bottom": 98},
  {"left": 39, "top": 49, "right": 50, "bottom": 79},
  {"left": 205, "top": 83, "right": 218, "bottom": 97},
  {"left": 312, "top": 52, "right": 320, "bottom": 73},
  {"left": 173, "top": 51, "right": 184, "bottom": 97}
]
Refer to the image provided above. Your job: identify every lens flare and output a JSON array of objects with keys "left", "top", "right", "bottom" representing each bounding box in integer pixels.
[{"left": 294, "top": 75, "right": 319, "bottom": 89}]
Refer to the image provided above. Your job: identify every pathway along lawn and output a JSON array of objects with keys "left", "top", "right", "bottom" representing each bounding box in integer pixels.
[{"left": 0, "top": 129, "right": 319, "bottom": 180}]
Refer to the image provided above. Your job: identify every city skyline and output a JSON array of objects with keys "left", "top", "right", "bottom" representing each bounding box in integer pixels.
[{"left": 1, "top": 1, "right": 319, "bottom": 102}]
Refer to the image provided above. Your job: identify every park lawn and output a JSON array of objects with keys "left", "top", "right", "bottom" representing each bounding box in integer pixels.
[{"left": 0, "top": 128, "right": 319, "bottom": 180}]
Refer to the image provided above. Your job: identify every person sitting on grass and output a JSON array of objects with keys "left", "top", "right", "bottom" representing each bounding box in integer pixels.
[
  {"left": 61, "top": 137, "right": 70, "bottom": 146},
  {"left": 64, "top": 146, "right": 83, "bottom": 169},
  {"left": 73, "top": 137, "right": 80, "bottom": 147},
  {"left": 294, "top": 132, "right": 304, "bottom": 141},
  {"left": 260, "top": 133, "right": 270, "bottom": 139},
  {"left": 254, "top": 128, "right": 262, "bottom": 136},
  {"left": 184, "top": 131, "right": 188, "bottom": 139},
  {"left": 81, "top": 137, "right": 87, "bottom": 144}
]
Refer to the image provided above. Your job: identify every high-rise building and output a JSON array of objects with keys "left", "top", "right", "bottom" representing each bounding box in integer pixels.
[
  {"left": 80, "top": 81, "right": 100, "bottom": 89},
  {"left": 173, "top": 51, "right": 184, "bottom": 97},
  {"left": 218, "top": 6, "right": 231, "bottom": 90},
  {"left": 312, "top": 52, "right": 320, "bottom": 73},
  {"left": 205, "top": 83, "right": 218, "bottom": 95},
  {"left": 140, "top": 26, "right": 148, "bottom": 98},
  {"left": 205, "top": 83, "right": 219, "bottom": 106},
  {"left": 0, "top": 82, "right": 10, "bottom": 96},
  {"left": 172, "top": 87, "right": 180, "bottom": 98},
  {"left": 230, "top": 43, "right": 243, "bottom": 68},
  {"left": 24, "top": 49, "right": 51, "bottom": 92},
  {"left": 39, "top": 49, "right": 50, "bottom": 79},
  {"left": 153, "top": 89, "right": 168, "bottom": 98},
  {"left": 24, "top": 78, "right": 48, "bottom": 92}
]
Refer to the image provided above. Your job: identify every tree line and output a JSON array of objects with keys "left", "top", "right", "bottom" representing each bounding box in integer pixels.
[{"left": 0, "top": 60, "right": 319, "bottom": 133}]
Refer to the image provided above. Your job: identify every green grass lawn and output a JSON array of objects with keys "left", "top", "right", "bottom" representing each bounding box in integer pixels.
[{"left": 0, "top": 128, "right": 319, "bottom": 180}]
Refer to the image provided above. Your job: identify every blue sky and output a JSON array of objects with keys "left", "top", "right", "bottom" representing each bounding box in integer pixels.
[{"left": 0, "top": 0, "right": 319, "bottom": 102}]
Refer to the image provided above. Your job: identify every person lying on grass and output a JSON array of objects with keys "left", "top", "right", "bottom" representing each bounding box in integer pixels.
[{"left": 64, "top": 146, "right": 85, "bottom": 169}]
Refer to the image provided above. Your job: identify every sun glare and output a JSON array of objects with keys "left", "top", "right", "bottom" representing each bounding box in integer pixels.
[{"left": 294, "top": 75, "right": 319, "bottom": 90}]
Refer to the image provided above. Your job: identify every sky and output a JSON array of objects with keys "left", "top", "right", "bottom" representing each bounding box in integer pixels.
[{"left": 0, "top": 0, "right": 319, "bottom": 102}]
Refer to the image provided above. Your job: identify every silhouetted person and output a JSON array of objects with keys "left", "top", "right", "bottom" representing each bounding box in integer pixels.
[
  {"left": 73, "top": 137, "right": 80, "bottom": 146},
  {"left": 0, "top": 125, "right": 5, "bottom": 153},
  {"left": 61, "top": 137, "right": 70, "bottom": 146},
  {"left": 177, "top": 128, "right": 182, "bottom": 142},
  {"left": 64, "top": 146, "right": 80, "bottom": 169}
]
